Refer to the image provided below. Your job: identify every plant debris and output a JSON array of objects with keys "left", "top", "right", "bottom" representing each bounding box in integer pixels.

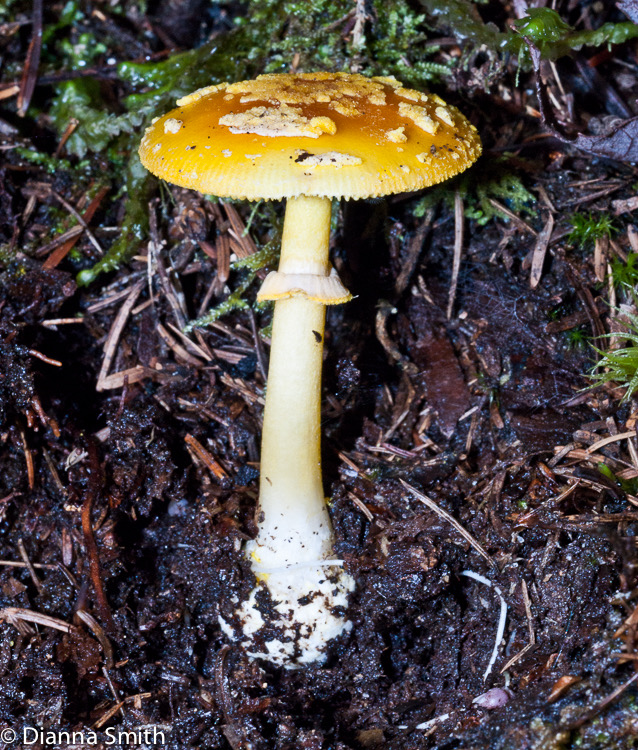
[{"left": 1, "top": 1, "right": 638, "bottom": 748}]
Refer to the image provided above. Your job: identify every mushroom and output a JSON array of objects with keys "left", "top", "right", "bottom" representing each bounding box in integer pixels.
[{"left": 138, "top": 72, "right": 481, "bottom": 666}]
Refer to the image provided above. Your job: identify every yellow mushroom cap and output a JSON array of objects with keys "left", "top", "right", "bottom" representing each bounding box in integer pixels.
[{"left": 138, "top": 72, "right": 481, "bottom": 201}]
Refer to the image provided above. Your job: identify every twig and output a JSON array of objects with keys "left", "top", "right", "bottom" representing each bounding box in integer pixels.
[
  {"left": 96, "top": 280, "right": 145, "bottom": 391},
  {"left": 34, "top": 225, "right": 83, "bottom": 258},
  {"left": 347, "top": 492, "right": 374, "bottom": 521},
  {"left": 0, "top": 83, "right": 20, "bottom": 101},
  {"left": 18, "top": 538, "right": 43, "bottom": 594},
  {"left": 184, "top": 434, "right": 228, "bottom": 481},
  {"left": 91, "top": 693, "right": 152, "bottom": 730},
  {"left": 20, "top": 430, "right": 35, "bottom": 490},
  {"left": 166, "top": 322, "right": 212, "bottom": 362},
  {"left": 82, "top": 441, "right": 116, "bottom": 633},
  {"left": 594, "top": 234, "right": 609, "bottom": 283},
  {"left": 488, "top": 198, "right": 537, "bottom": 235},
  {"left": 43, "top": 185, "right": 109, "bottom": 270},
  {"left": 395, "top": 210, "right": 433, "bottom": 295},
  {"left": 247, "top": 308, "right": 268, "bottom": 382},
  {"left": 0, "top": 560, "right": 56, "bottom": 570},
  {"left": 586, "top": 430, "right": 636, "bottom": 454},
  {"left": 76, "top": 609, "right": 114, "bottom": 669},
  {"left": 157, "top": 324, "right": 203, "bottom": 367},
  {"left": 40, "top": 317, "right": 85, "bottom": 328},
  {"left": 0, "top": 606, "right": 75, "bottom": 635},
  {"left": 28, "top": 348, "right": 62, "bottom": 367},
  {"left": 461, "top": 570, "right": 507, "bottom": 681},
  {"left": 500, "top": 579, "right": 536, "bottom": 673},
  {"left": 447, "top": 190, "right": 464, "bottom": 320},
  {"left": 220, "top": 372, "right": 265, "bottom": 406},
  {"left": 352, "top": 0, "right": 367, "bottom": 50},
  {"left": 223, "top": 202, "right": 258, "bottom": 257},
  {"left": 215, "top": 645, "right": 244, "bottom": 750},
  {"left": 561, "top": 672, "right": 638, "bottom": 731},
  {"left": 51, "top": 190, "right": 105, "bottom": 258},
  {"left": 31, "top": 394, "right": 59, "bottom": 437},
  {"left": 415, "top": 712, "right": 452, "bottom": 731},
  {"left": 17, "top": 0, "right": 42, "bottom": 116},
  {"left": 400, "top": 480, "right": 493, "bottom": 567},
  {"left": 98, "top": 365, "right": 165, "bottom": 391},
  {"left": 375, "top": 301, "right": 404, "bottom": 365},
  {"left": 55, "top": 117, "right": 79, "bottom": 157},
  {"left": 102, "top": 666, "right": 122, "bottom": 716}
]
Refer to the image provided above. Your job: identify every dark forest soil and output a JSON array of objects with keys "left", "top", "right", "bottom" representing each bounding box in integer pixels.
[{"left": 1, "top": 2, "right": 638, "bottom": 749}]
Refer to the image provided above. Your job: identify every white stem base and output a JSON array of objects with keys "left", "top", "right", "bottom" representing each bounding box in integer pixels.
[{"left": 229, "top": 559, "right": 355, "bottom": 667}]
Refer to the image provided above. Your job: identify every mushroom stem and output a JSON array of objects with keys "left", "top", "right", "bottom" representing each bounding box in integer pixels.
[
  {"left": 252, "top": 195, "right": 333, "bottom": 567},
  {"left": 238, "top": 195, "right": 354, "bottom": 665}
]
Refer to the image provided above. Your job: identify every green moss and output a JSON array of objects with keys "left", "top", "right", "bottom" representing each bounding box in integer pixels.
[
  {"left": 419, "top": 0, "right": 505, "bottom": 51},
  {"left": 14, "top": 147, "right": 73, "bottom": 175},
  {"left": 513, "top": 8, "right": 638, "bottom": 59},
  {"left": 237, "top": 0, "right": 353, "bottom": 73},
  {"left": 414, "top": 156, "right": 536, "bottom": 226},
  {"left": 184, "top": 277, "right": 254, "bottom": 332},
  {"left": 589, "top": 311, "right": 638, "bottom": 402},
  {"left": 41, "top": 0, "right": 84, "bottom": 48},
  {"left": 610, "top": 253, "right": 638, "bottom": 290},
  {"left": 234, "top": 0, "right": 448, "bottom": 86},
  {"left": 364, "top": 5, "right": 450, "bottom": 85},
  {"left": 567, "top": 212, "right": 616, "bottom": 249},
  {"left": 597, "top": 462, "right": 638, "bottom": 495},
  {"left": 468, "top": 171, "right": 535, "bottom": 225},
  {"left": 50, "top": 79, "right": 142, "bottom": 159},
  {"left": 420, "top": 3, "right": 638, "bottom": 66},
  {"left": 564, "top": 327, "right": 588, "bottom": 351}
]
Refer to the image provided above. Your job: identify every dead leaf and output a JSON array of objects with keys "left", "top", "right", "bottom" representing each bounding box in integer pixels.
[
  {"left": 547, "top": 674, "right": 582, "bottom": 703},
  {"left": 525, "top": 42, "right": 638, "bottom": 164}
]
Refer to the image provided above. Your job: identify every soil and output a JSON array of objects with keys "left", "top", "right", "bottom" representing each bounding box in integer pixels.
[{"left": 1, "top": 2, "right": 638, "bottom": 749}]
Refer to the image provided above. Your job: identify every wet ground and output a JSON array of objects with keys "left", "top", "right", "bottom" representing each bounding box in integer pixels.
[{"left": 1, "top": 1, "right": 638, "bottom": 749}]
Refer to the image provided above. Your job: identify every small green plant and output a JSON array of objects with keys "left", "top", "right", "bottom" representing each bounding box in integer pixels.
[
  {"left": 420, "top": 2, "right": 638, "bottom": 65},
  {"left": 610, "top": 253, "right": 638, "bottom": 290},
  {"left": 512, "top": 8, "right": 638, "bottom": 59},
  {"left": 590, "top": 312, "right": 638, "bottom": 401},
  {"left": 564, "top": 326, "right": 588, "bottom": 351},
  {"left": 567, "top": 212, "right": 616, "bottom": 248},
  {"left": 597, "top": 462, "right": 638, "bottom": 496}
]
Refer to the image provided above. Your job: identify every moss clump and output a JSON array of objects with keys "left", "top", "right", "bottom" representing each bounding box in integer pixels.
[
  {"left": 237, "top": 0, "right": 447, "bottom": 87},
  {"left": 420, "top": 2, "right": 638, "bottom": 64},
  {"left": 589, "top": 310, "right": 638, "bottom": 402},
  {"left": 513, "top": 8, "right": 638, "bottom": 60},
  {"left": 414, "top": 156, "right": 536, "bottom": 226},
  {"left": 567, "top": 212, "right": 616, "bottom": 249},
  {"left": 611, "top": 253, "right": 638, "bottom": 290},
  {"left": 184, "top": 278, "right": 254, "bottom": 333},
  {"left": 185, "top": 218, "right": 280, "bottom": 332},
  {"left": 53, "top": 38, "right": 256, "bottom": 285}
]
